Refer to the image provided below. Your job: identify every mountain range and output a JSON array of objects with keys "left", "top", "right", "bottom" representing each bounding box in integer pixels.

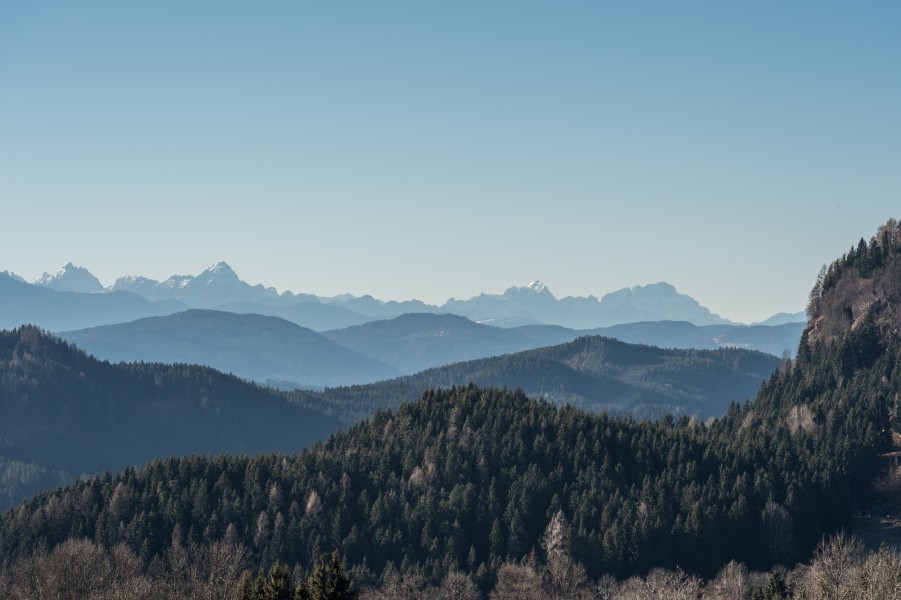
[
  {"left": 0, "top": 323, "right": 778, "bottom": 509},
  {"left": 292, "top": 334, "right": 781, "bottom": 423},
  {"left": 58, "top": 309, "right": 803, "bottom": 388},
  {"left": 2, "top": 220, "right": 898, "bottom": 592},
  {"left": 0, "top": 271, "right": 187, "bottom": 332},
  {"left": 322, "top": 312, "right": 803, "bottom": 375},
  {"left": 17, "top": 261, "right": 803, "bottom": 329},
  {"left": 60, "top": 310, "right": 398, "bottom": 388}
]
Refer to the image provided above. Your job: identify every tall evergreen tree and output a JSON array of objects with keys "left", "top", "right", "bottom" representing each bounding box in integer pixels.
[{"left": 305, "top": 550, "right": 358, "bottom": 600}]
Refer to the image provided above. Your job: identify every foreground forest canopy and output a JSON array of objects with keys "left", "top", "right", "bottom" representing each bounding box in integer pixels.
[
  {"left": 1, "top": 360, "right": 895, "bottom": 579},
  {"left": 2, "top": 530, "right": 899, "bottom": 599},
  {"left": 0, "top": 323, "right": 778, "bottom": 509},
  {"left": 3, "top": 219, "right": 901, "bottom": 598}
]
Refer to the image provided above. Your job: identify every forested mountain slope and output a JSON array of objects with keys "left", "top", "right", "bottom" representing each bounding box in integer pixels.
[
  {"left": 0, "top": 327, "right": 341, "bottom": 509},
  {"left": 2, "top": 220, "right": 900, "bottom": 593},
  {"left": 291, "top": 335, "right": 779, "bottom": 423},
  {"left": 1, "top": 371, "right": 891, "bottom": 587}
]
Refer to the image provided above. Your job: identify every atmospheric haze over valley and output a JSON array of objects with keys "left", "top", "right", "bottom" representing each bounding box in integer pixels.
[{"left": 2, "top": 2, "right": 901, "bottom": 599}]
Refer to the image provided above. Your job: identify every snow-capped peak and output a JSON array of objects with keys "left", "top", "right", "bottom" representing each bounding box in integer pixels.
[
  {"left": 197, "top": 261, "right": 240, "bottom": 284},
  {"left": 527, "top": 280, "right": 549, "bottom": 294},
  {"left": 206, "top": 260, "right": 234, "bottom": 273},
  {"left": 33, "top": 262, "right": 104, "bottom": 293}
]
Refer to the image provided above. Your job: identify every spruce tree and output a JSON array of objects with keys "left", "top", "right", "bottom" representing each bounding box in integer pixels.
[
  {"left": 262, "top": 562, "right": 293, "bottom": 600},
  {"left": 305, "top": 550, "right": 358, "bottom": 600}
]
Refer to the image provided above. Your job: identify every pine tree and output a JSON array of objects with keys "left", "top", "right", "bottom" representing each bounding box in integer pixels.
[
  {"left": 305, "top": 550, "right": 358, "bottom": 600},
  {"left": 262, "top": 562, "right": 293, "bottom": 600}
]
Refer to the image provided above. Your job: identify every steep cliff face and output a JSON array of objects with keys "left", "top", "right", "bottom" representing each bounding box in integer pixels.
[{"left": 806, "top": 218, "right": 901, "bottom": 349}]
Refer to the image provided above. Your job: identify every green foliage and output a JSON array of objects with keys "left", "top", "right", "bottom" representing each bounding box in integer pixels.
[
  {"left": 808, "top": 218, "right": 901, "bottom": 349},
  {"left": 2, "top": 334, "right": 891, "bottom": 581},
  {"left": 752, "top": 569, "right": 789, "bottom": 599},
  {"left": 2, "top": 222, "right": 899, "bottom": 588},
  {"left": 290, "top": 335, "right": 779, "bottom": 424},
  {"left": 262, "top": 562, "right": 293, "bottom": 600},
  {"left": 0, "top": 326, "right": 340, "bottom": 509},
  {"left": 304, "top": 551, "right": 358, "bottom": 600}
]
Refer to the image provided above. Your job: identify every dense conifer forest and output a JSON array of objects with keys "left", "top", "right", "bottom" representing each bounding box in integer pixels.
[
  {"left": 0, "top": 328, "right": 340, "bottom": 508},
  {"left": 3, "top": 220, "right": 901, "bottom": 598}
]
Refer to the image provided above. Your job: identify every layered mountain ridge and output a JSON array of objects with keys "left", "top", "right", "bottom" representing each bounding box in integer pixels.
[
  {"left": 0, "top": 272, "right": 187, "bottom": 332},
  {"left": 0, "top": 326, "right": 341, "bottom": 509},
  {"left": 12, "top": 261, "right": 802, "bottom": 328},
  {"left": 292, "top": 333, "right": 780, "bottom": 423},
  {"left": 61, "top": 310, "right": 399, "bottom": 388},
  {"left": 1, "top": 219, "right": 899, "bottom": 590}
]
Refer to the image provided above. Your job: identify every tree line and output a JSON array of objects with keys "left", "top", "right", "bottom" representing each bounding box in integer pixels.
[{"left": 3, "top": 528, "right": 898, "bottom": 599}]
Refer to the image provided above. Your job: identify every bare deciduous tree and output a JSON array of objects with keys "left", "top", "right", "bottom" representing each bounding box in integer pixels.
[
  {"left": 6, "top": 538, "right": 152, "bottom": 600},
  {"left": 150, "top": 537, "right": 251, "bottom": 600},
  {"left": 489, "top": 563, "right": 543, "bottom": 600},
  {"left": 859, "top": 543, "right": 901, "bottom": 600},
  {"left": 542, "top": 552, "right": 593, "bottom": 600},
  {"left": 806, "top": 532, "right": 864, "bottom": 600},
  {"left": 619, "top": 567, "right": 703, "bottom": 600},
  {"left": 435, "top": 571, "right": 481, "bottom": 600},
  {"left": 706, "top": 560, "right": 751, "bottom": 600},
  {"left": 361, "top": 573, "right": 430, "bottom": 600},
  {"left": 595, "top": 574, "right": 620, "bottom": 600}
]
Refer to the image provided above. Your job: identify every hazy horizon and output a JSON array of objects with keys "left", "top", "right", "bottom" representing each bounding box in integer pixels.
[
  {"left": 6, "top": 257, "right": 803, "bottom": 325},
  {"left": 3, "top": 2, "right": 899, "bottom": 323}
]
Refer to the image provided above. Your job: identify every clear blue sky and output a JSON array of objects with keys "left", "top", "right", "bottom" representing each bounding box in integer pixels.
[{"left": 2, "top": 2, "right": 899, "bottom": 323}]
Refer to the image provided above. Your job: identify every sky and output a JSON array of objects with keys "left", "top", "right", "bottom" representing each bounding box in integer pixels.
[{"left": 1, "top": 2, "right": 899, "bottom": 323}]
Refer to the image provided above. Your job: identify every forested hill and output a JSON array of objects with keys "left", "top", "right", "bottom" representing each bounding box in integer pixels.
[
  {"left": 807, "top": 217, "right": 901, "bottom": 349},
  {"left": 290, "top": 335, "right": 779, "bottom": 423},
  {"left": 0, "top": 327, "right": 341, "bottom": 509},
  {"left": 1, "top": 371, "right": 893, "bottom": 586},
  {"left": 2, "top": 221, "right": 901, "bottom": 593}
]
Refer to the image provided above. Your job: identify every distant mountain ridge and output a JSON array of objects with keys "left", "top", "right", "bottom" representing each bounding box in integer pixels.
[
  {"left": 0, "top": 271, "right": 188, "bottom": 332},
  {"left": 61, "top": 310, "right": 399, "bottom": 388},
  {"left": 445, "top": 280, "right": 736, "bottom": 328},
  {"left": 0, "top": 271, "right": 25, "bottom": 283},
  {"left": 322, "top": 313, "right": 558, "bottom": 373},
  {"left": 10, "top": 261, "right": 804, "bottom": 328},
  {"left": 754, "top": 311, "right": 807, "bottom": 326},
  {"left": 292, "top": 334, "right": 781, "bottom": 424},
  {"left": 111, "top": 261, "right": 307, "bottom": 308},
  {"left": 33, "top": 262, "right": 103, "bottom": 293},
  {"left": 56, "top": 310, "right": 801, "bottom": 390},
  {"left": 323, "top": 313, "right": 804, "bottom": 375}
]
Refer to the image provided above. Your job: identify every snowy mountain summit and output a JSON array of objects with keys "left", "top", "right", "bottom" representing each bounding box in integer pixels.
[
  {"left": 193, "top": 261, "right": 242, "bottom": 286},
  {"left": 112, "top": 261, "right": 284, "bottom": 308},
  {"left": 526, "top": 280, "right": 549, "bottom": 294},
  {"left": 32, "top": 262, "right": 104, "bottom": 293}
]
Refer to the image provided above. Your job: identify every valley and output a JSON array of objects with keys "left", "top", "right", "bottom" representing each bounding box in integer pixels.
[{"left": 2, "top": 220, "right": 900, "bottom": 599}]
